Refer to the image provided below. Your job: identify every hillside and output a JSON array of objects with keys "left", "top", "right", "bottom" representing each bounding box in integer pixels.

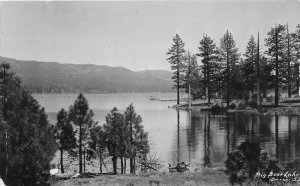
[{"left": 0, "top": 56, "right": 173, "bottom": 93}]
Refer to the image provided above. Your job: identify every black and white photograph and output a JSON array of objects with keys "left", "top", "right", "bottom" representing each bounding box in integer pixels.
[{"left": 1, "top": 1, "right": 300, "bottom": 185}]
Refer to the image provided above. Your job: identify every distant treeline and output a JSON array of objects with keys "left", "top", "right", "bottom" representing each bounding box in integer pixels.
[{"left": 0, "top": 56, "right": 174, "bottom": 94}]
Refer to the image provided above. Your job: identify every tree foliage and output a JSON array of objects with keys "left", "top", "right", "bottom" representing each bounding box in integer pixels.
[
  {"left": 69, "top": 93, "right": 96, "bottom": 173},
  {"left": 166, "top": 34, "right": 186, "bottom": 105},
  {"left": 55, "top": 108, "right": 76, "bottom": 173},
  {"left": 0, "top": 62, "right": 57, "bottom": 186},
  {"left": 218, "top": 30, "right": 240, "bottom": 106},
  {"left": 198, "top": 35, "right": 220, "bottom": 102}
]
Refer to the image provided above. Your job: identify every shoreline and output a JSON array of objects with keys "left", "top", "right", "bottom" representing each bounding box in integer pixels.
[{"left": 171, "top": 100, "right": 300, "bottom": 116}]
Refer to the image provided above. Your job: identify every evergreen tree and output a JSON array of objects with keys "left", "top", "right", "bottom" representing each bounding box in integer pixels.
[
  {"left": 291, "top": 24, "right": 300, "bottom": 94},
  {"left": 166, "top": 34, "right": 186, "bottom": 105},
  {"left": 124, "top": 104, "right": 149, "bottom": 174},
  {"left": 103, "top": 107, "right": 124, "bottom": 174},
  {"left": 259, "top": 56, "right": 273, "bottom": 98},
  {"left": 198, "top": 35, "right": 219, "bottom": 103},
  {"left": 55, "top": 108, "right": 76, "bottom": 173},
  {"left": 242, "top": 35, "right": 257, "bottom": 94},
  {"left": 182, "top": 52, "right": 199, "bottom": 104},
  {"left": 89, "top": 125, "right": 106, "bottom": 173},
  {"left": 265, "top": 24, "right": 286, "bottom": 107},
  {"left": 69, "top": 93, "right": 96, "bottom": 173},
  {"left": 0, "top": 62, "right": 57, "bottom": 185},
  {"left": 286, "top": 24, "right": 292, "bottom": 97},
  {"left": 218, "top": 30, "right": 240, "bottom": 107}
]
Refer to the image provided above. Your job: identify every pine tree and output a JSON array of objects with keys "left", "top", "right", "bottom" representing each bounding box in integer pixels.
[
  {"left": 242, "top": 35, "right": 257, "bottom": 95},
  {"left": 89, "top": 125, "right": 106, "bottom": 173},
  {"left": 291, "top": 24, "right": 300, "bottom": 94},
  {"left": 0, "top": 62, "right": 22, "bottom": 182},
  {"left": 0, "top": 62, "right": 57, "bottom": 185},
  {"left": 55, "top": 108, "right": 76, "bottom": 173},
  {"left": 218, "top": 30, "right": 240, "bottom": 107},
  {"left": 69, "top": 93, "right": 96, "bottom": 173},
  {"left": 124, "top": 104, "right": 149, "bottom": 174},
  {"left": 197, "top": 35, "right": 219, "bottom": 103},
  {"left": 265, "top": 24, "right": 286, "bottom": 107},
  {"left": 182, "top": 52, "right": 198, "bottom": 106},
  {"left": 166, "top": 34, "right": 186, "bottom": 105},
  {"left": 286, "top": 24, "right": 292, "bottom": 98},
  {"left": 103, "top": 107, "right": 124, "bottom": 174}
]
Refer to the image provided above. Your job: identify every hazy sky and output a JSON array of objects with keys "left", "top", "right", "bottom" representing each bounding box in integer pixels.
[{"left": 1, "top": 1, "right": 300, "bottom": 71}]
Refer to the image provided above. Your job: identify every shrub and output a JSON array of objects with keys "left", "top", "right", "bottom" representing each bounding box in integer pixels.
[{"left": 229, "top": 103, "right": 236, "bottom": 109}]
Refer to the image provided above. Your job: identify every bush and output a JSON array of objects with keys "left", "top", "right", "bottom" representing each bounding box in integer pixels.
[
  {"left": 229, "top": 103, "right": 236, "bottom": 109},
  {"left": 225, "top": 142, "right": 299, "bottom": 185}
]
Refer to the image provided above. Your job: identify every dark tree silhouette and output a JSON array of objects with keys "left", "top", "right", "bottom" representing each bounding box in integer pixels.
[
  {"left": 167, "top": 34, "right": 186, "bottom": 105},
  {"left": 0, "top": 62, "right": 57, "bottom": 185},
  {"left": 55, "top": 108, "right": 76, "bottom": 173},
  {"left": 103, "top": 107, "right": 124, "bottom": 174},
  {"left": 89, "top": 125, "right": 106, "bottom": 173},
  {"left": 69, "top": 93, "right": 96, "bottom": 173},
  {"left": 265, "top": 24, "right": 286, "bottom": 107},
  {"left": 198, "top": 35, "right": 219, "bottom": 103},
  {"left": 124, "top": 104, "right": 149, "bottom": 174},
  {"left": 218, "top": 30, "right": 240, "bottom": 107}
]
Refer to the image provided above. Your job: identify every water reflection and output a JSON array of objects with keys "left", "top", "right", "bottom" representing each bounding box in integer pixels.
[{"left": 171, "top": 110, "right": 300, "bottom": 170}]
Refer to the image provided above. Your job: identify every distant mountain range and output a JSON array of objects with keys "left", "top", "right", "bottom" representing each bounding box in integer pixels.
[{"left": 0, "top": 56, "right": 173, "bottom": 93}]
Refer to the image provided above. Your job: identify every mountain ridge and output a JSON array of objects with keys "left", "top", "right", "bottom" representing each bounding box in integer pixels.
[{"left": 0, "top": 56, "right": 173, "bottom": 93}]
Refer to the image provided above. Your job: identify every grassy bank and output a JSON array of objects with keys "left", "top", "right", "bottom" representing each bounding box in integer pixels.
[{"left": 51, "top": 168, "right": 230, "bottom": 186}]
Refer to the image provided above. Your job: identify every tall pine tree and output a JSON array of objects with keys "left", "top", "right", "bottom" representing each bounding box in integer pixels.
[
  {"left": 69, "top": 93, "right": 96, "bottom": 173},
  {"left": 124, "top": 104, "right": 149, "bottom": 174},
  {"left": 265, "top": 24, "right": 286, "bottom": 107},
  {"left": 103, "top": 107, "right": 124, "bottom": 174},
  {"left": 218, "top": 30, "right": 240, "bottom": 107},
  {"left": 0, "top": 62, "right": 57, "bottom": 185},
  {"left": 242, "top": 35, "right": 257, "bottom": 95},
  {"left": 55, "top": 108, "right": 76, "bottom": 173},
  {"left": 166, "top": 34, "right": 186, "bottom": 105},
  {"left": 291, "top": 24, "right": 300, "bottom": 94},
  {"left": 198, "top": 35, "right": 219, "bottom": 103}
]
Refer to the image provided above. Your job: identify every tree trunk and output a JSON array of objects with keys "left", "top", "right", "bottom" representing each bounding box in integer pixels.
[
  {"left": 287, "top": 24, "right": 291, "bottom": 98},
  {"left": 120, "top": 156, "right": 124, "bottom": 174},
  {"left": 130, "top": 120, "right": 134, "bottom": 174},
  {"left": 297, "top": 64, "right": 300, "bottom": 96},
  {"left": 112, "top": 156, "right": 117, "bottom": 174},
  {"left": 79, "top": 123, "right": 82, "bottom": 173},
  {"left": 207, "top": 59, "right": 211, "bottom": 104},
  {"left": 275, "top": 25, "right": 279, "bottom": 107},
  {"left": 99, "top": 154, "right": 102, "bottom": 173},
  {"left": 133, "top": 157, "right": 136, "bottom": 174},
  {"left": 83, "top": 149, "right": 86, "bottom": 173},
  {"left": 227, "top": 48, "right": 230, "bottom": 108},
  {"left": 257, "top": 32, "right": 260, "bottom": 106},
  {"left": 60, "top": 148, "right": 64, "bottom": 173},
  {"left": 177, "top": 68, "right": 180, "bottom": 105},
  {"left": 124, "top": 157, "right": 126, "bottom": 174}
]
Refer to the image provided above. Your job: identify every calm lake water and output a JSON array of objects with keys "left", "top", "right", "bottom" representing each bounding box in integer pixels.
[{"left": 34, "top": 93, "right": 300, "bottom": 171}]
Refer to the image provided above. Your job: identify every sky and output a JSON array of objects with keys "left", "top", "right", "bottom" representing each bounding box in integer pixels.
[{"left": 0, "top": 1, "right": 300, "bottom": 71}]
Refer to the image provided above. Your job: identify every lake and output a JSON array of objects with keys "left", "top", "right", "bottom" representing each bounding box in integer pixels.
[{"left": 34, "top": 93, "right": 300, "bottom": 171}]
